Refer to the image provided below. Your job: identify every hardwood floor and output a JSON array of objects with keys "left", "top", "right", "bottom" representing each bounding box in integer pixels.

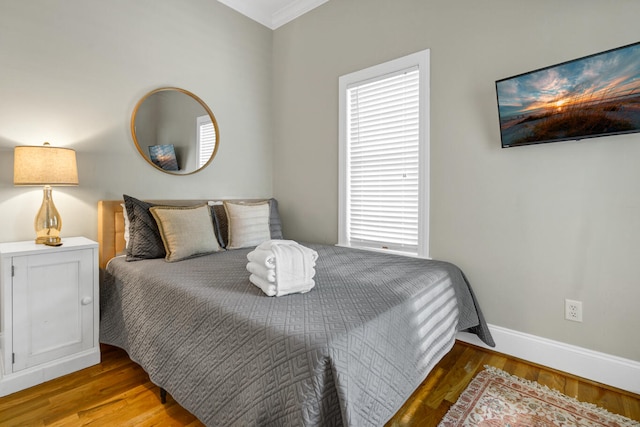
[
  {"left": 1, "top": 341, "right": 638, "bottom": 426},
  {"left": 387, "top": 341, "right": 640, "bottom": 426}
]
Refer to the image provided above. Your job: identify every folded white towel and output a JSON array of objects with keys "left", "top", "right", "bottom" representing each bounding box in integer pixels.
[
  {"left": 246, "top": 260, "right": 315, "bottom": 286},
  {"left": 272, "top": 243, "right": 316, "bottom": 289},
  {"left": 247, "top": 248, "right": 276, "bottom": 268},
  {"left": 247, "top": 240, "right": 318, "bottom": 297},
  {"left": 249, "top": 273, "right": 277, "bottom": 296},
  {"left": 257, "top": 240, "right": 318, "bottom": 261},
  {"left": 249, "top": 273, "right": 314, "bottom": 297},
  {"left": 246, "top": 261, "right": 276, "bottom": 283},
  {"left": 256, "top": 239, "right": 298, "bottom": 248}
]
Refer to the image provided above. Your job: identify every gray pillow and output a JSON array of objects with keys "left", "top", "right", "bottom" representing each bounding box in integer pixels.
[
  {"left": 269, "top": 198, "right": 283, "bottom": 240},
  {"left": 123, "top": 194, "right": 166, "bottom": 261},
  {"left": 211, "top": 204, "right": 228, "bottom": 248}
]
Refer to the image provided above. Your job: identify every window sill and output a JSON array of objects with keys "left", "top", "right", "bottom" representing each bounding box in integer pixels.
[{"left": 334, "top": 243, "right": 430, "bottom": 260}]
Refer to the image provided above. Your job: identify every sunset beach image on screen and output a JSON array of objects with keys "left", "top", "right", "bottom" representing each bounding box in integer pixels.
[{"left": 496, "top": 41, "right": 640, "bottom": 148}]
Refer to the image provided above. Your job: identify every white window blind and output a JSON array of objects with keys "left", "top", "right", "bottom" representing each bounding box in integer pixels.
[
  {"left": 339, "top": 49, "right": 429, "bottom": 258},
  {"left": 197, "top": 115, "right": 216, "bottom": 168},
  {"left": 346, "top": 68, "right": 420, "bottom": 253}
]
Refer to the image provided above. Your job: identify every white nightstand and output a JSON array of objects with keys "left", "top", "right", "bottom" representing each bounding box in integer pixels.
[{"left": 0, "top": 237, "right": 99, "bottom": 396}]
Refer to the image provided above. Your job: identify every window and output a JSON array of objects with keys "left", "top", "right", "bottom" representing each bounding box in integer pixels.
[
  {"left": 196, "top": 115, "right": 216, "bottom": 168},
  {"left": 338, "top": 50, "right": 430, "bottom": 258}
]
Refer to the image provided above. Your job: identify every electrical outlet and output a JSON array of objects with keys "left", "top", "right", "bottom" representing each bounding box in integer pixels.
[{"left": 565, "top": 299, "right": 583, "bottom": 322}]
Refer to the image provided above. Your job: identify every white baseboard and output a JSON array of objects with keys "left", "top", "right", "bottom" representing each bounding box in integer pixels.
[{"left": 457, "top": 324, "right": 640, "bottom": 395}]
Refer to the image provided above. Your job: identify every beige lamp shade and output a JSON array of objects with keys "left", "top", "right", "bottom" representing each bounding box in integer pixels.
[
  {"left": 13, "top": 142, "right": 78, "bottom": 245},
  {"left": 14, "top": 143, "right": 79, "bottom": 186}
]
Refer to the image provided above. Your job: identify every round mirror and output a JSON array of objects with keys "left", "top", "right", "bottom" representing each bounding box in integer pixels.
[{"left": 131, "top": 87, "right": 219, "bottom": 175}]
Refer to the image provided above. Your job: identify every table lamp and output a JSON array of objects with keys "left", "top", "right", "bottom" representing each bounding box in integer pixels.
[{"left": 13, "top": 142, "right": 79, "bottom": 245}]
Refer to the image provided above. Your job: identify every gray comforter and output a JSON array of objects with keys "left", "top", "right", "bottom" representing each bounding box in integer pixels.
[{"left": 100, "top": 244, "right": 493, "bottom": 426}]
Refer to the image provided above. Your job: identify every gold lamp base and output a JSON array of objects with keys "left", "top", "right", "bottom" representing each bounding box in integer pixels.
[{"left": 34, "top": 185, "right": 63, "bottom": 245}]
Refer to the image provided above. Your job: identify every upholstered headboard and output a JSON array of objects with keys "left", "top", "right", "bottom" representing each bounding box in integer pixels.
[{"left": 97, "top": 199, "right": 265, "bottom": 269}]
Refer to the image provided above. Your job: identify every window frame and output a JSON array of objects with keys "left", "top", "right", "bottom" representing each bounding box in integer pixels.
[{"left": 338, "top": 49, "right": 430, "bottom": 258}]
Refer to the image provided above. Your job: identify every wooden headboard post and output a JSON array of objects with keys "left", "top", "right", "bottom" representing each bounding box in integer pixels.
[{"left": 97, "top": 201, "right": 126, "bottom": 269}]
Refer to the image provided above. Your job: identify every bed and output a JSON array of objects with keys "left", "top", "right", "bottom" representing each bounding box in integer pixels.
[{"left": 98, "top": 198, "right": 494, "bottom": 426}]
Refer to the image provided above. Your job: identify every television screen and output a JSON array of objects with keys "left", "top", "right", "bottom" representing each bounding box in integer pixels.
[{"left": 496, "top": 41, "right": 640, "bottom": 148}]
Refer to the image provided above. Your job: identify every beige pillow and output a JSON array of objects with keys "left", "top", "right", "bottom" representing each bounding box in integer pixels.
[
  {"left": 224, "top": 201, "right": 271, "bottom": 249},
  {"left": 150, "top": 204, "right": 221, "bottom": 262}
]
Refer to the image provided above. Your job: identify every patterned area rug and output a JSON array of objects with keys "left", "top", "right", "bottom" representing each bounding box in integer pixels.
[{"left": 439, "top": 366, "right": 639, "bottom": 426}]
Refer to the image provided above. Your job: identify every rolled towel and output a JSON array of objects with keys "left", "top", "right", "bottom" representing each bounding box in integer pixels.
[
  {"left": 247, "top": 248, "right": 276, "bottom": 268},
  {"left": 246, "top": 261, "right": 276, "bottom": 283}
]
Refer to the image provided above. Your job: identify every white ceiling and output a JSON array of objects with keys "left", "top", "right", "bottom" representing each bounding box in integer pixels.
[{"left": 217, "top": 0, "right": 329, "bottom": 29}]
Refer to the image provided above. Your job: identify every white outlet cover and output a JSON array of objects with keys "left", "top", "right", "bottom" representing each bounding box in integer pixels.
[{"left": 565, "top": 299, "right": 583, "bottom": 322}]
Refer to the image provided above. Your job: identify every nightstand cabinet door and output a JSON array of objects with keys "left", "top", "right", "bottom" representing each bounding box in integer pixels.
[{"left": 11, "top": 248, "right": 95, "bottom": 371}]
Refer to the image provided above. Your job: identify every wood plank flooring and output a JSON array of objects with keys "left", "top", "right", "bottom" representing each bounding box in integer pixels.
[
  {"left": 0, "top": 341, "right": 638, "bottom": 426},
  {"left": 387, "top": 341, "right": 640, "bottom": 426}
]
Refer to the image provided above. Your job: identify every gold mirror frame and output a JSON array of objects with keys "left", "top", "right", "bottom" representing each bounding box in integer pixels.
[{"left": 131, "top": 87, "right": 220, "bottom": 175}]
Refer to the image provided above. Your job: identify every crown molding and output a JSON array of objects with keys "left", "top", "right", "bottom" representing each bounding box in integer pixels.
[
  {"left": 218, "top": 0, "right": 328, "bottom": 30},
  {"left": 271, "top": 0, "right": 328, "bottom": 29}
]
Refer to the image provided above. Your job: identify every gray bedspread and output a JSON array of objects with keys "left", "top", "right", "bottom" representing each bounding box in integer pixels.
[{"left": 100, "top": 244, "right": 493, "bottom": 426}]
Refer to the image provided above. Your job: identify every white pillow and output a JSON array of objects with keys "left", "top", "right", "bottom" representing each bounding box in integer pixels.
[
  {"left": 150, "top": 204, "right": 222, "bottom": 262},
  {"left": 224, "top": 201, "right": 271, "bottom": 249},
  {"left": 121, "top": 203, "right": 130, "bottom": 249}
]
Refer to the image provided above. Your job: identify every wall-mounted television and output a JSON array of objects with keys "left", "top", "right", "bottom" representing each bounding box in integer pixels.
[{"left": 496, "top": 41, "right": 640, "bottom": 148}]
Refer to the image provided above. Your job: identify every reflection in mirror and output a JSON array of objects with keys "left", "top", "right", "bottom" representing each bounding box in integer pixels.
[{"left": 131, "top": 87, "right": 219, "bottom": 175}]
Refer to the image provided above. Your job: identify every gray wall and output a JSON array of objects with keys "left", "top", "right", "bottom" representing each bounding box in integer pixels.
[
  {"left": 272, "top": 0, "right": 640, "bottom": 361},
  {"left": 0, "top": 0, "right": 273, "bottom": 242}
]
